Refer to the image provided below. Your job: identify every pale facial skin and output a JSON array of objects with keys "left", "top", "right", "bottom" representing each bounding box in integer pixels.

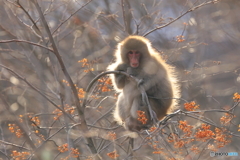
[{"left": 128, "top": 50, "right": 140, "bottom": 68}]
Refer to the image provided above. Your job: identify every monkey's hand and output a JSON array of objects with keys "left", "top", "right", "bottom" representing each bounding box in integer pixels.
[
  {"left": 127, "top": 67, "right": 139, "bottom": 76},
  {"left": 137, "top": 79, "right": 144, "bottom": 87},
  {"left": 114, "top": 64, "right": 128, "bottom": 89},
  {"left": 116, "top": 63, "right": 128, "bottom": 72}
]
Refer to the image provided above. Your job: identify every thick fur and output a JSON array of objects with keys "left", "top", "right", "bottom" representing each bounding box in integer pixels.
[{"left": 108, "top": 35, "right": 179, "bottom": 131}]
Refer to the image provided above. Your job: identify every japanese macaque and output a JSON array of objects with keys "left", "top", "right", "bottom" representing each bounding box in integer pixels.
[{"left": 108, "top": 35, "right": 179, "bottom": 132}]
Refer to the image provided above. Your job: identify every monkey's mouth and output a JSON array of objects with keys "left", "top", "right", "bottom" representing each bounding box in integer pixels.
[{"left": 131, "top": 63, "right": 139, "bottom": 68}]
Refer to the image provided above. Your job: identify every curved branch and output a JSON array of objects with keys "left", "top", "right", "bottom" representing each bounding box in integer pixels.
[
  {"left": 0, "top": 39, "right": 54, "bottom": 52},
  {"left": 81, "top": 71, "right": 138, "bottom": 109},
  {"left": 81, "top": 71, "right": 157, "bottom": 122}
]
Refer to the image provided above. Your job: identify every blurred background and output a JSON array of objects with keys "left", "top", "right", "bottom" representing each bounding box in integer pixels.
[{"left": 0, "top": 0, "right": 239, "bottom": 159}]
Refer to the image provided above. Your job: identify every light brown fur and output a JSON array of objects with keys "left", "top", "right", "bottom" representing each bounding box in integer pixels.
[{"left": 108, "top": 35, "right": 179, "bottom": 131}]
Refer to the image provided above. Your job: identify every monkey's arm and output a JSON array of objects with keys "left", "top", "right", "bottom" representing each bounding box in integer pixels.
[
  {"left": 126, "top": 67, "right": 152, "bottom": 87},
  {"left": 114, "top": 63, "right": 128, "bottom": 89}
]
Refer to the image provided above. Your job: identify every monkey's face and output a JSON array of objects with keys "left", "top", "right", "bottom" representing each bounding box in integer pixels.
[{"left": 128, "top": 50, "right": 140, "bottom": 68}]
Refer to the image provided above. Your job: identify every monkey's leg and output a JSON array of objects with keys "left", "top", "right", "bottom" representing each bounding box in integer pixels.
[
  {"left": 125, "top": 97, "right": 152, "bottom": 131},
  {"left": 130, "top": 96, "right": 143, "bottom": 119},
  {"left": 114, "top": 92, "right": 130, "bottom": 126},
  {"left": 149, "top": 98, "right": 168, "bottom": 121}
]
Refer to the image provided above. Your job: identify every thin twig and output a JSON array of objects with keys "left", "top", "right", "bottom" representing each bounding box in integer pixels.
[
  {"left": 0, "top": 39, "right": 54, "bottom": 52},
  {"left": 52, "top": 0, "right": 93, "bottom": 35},
  {"left": 0, "top": 140, "right": 30, "bottom": 150},
  {"left": 121, "top": 0, "right": 127, "bottom": 31},
  {"left": 0, "top": 95, "right": 40, "bottom": 159},
  {"left": 16, "top": 0, "right": 42, "bottom": 37},
  {"left": 84, "top": 8, "right": 124, "bottom": 31},
  {"left": 0, "top": 64, "right": 75, "bottom": 122},
  {"left": 143, "top": 0, "right": 220, "bottom": 37}
]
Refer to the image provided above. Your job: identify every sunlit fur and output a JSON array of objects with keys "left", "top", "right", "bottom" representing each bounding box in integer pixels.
[{"left": 108, "top": 35, "right": 180, "bottom": 131}]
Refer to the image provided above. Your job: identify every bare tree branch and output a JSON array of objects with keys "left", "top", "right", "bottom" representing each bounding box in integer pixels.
[
  {"left": 0, "top": 64, "right": 75, "bottom": 122},
  {"left": 52, "top": 0, "right": 93, "bottom": 35},
  {"left": 143, "top": 0, "right": 220, "bottom": 37},
  {"left": 32, "top": 0, "right": 100, "bottom": 157},
  {"left": 121, "top": 0, "right": 127, "bottom": 32},
  {"left": 0, "top": 39, "right": 54, "bottom": 52},
  {"left": 0, "top": 140, "right": 30, "bottom": 151}
]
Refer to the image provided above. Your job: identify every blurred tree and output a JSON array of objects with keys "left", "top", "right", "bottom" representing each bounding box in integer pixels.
[{"left": 0, "top": 0, "right": 239, "bottom": 159}]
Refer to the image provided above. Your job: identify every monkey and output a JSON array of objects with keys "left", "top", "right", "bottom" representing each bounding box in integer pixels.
[{"left": 107, "top": 35, "right": 179, "bottom": 132}]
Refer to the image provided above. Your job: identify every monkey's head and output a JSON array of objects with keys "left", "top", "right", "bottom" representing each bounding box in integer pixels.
[{"left": 118, "top": 36, "right": 151, "bottom": 68}]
